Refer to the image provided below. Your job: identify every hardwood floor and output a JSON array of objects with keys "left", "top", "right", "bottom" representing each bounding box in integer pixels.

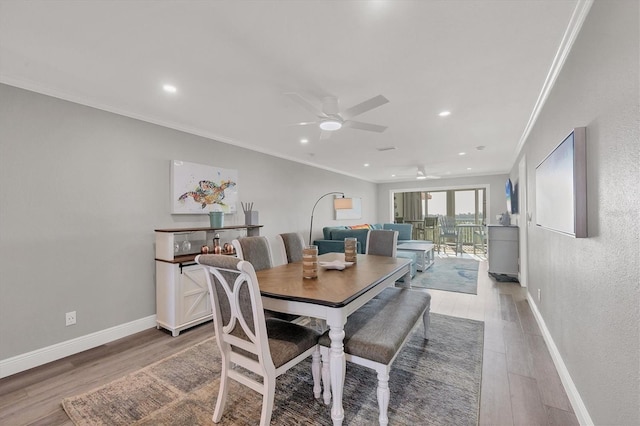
[
  {"left": 430, "top": 252, "right": 578, "bottom": 426},
  {"left": 0, "top": 255, "right": 579, "bottom": 425}
]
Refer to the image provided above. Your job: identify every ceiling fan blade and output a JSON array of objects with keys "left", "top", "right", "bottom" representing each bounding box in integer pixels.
[
  {"left": 343, "top": 120, "right": 387, "bottom": 133},
  {"left": 284, "top": 92, "right": 324, "bottom": 117},
  {"left": 288, "top": 121, "right": 319, "bottom": 127},
  {"left": 341, "top": 95, "right": 389, "bottom": 119}
]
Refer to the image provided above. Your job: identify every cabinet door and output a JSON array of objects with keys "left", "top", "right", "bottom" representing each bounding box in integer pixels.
[
  {"left": 487, "top": 226, "right": 519, "bottom": 275},
  {"left": 179, "top": 265, "right": 211, "bottom": 324}
]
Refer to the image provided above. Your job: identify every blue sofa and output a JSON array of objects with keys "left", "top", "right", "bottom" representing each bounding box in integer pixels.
[{"left": 313, "top": 223, "right": 426, "bottom": 278}]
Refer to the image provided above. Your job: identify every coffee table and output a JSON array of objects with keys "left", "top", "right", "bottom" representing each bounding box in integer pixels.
[{"left": 397, "top": 242, "right": 435, "bottom": 271}]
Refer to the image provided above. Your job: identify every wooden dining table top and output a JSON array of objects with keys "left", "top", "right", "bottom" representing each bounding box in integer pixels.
[{"left": 255, "top": 252, "right": 410, "bottom": 308}]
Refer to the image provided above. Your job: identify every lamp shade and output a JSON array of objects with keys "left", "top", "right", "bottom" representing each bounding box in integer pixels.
[{"left": 333, "top": 197, "right": 353, "bottom": 210}]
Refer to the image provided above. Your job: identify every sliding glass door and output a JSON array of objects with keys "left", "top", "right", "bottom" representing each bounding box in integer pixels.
[{"left": 406, "top": 188, "right": 486, "bottom": 224}]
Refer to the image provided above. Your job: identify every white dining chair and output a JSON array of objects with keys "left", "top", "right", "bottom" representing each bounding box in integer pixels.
[{"left": 195, "top": 255, "right": 322, "bottom": 425}]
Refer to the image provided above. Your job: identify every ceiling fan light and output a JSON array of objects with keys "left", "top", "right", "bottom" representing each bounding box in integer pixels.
[{"left": 319, "top": 119, "right": 342, "bottom": 131}]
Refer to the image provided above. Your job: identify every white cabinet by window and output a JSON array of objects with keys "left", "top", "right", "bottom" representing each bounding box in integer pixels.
[
  {"left": 487, "top": 225, "right": 519, "bottom": 277},
  {"left": 155, "top": 225, "right": 262, "bottom": 336}
]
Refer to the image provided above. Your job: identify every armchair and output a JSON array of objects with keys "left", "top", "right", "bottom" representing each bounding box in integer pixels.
[{"left": 438, "top": 216, "right": 459, "bottom": 254}]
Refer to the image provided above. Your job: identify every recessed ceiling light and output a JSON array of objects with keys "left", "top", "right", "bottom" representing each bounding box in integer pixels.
[
  {"left": 458, "top": 152, "right": 466, "bottom": 156},
  {"left": 300, "top": 138, "right": 309, "bottom": 144},
  {"left": 391, "top": 174, "right": 396, "bottom": 177},
  {"left": 438, "top": 111, "right": 451, "bottom": 117},
  {"left": 467, "top": 167, "right": 472, "bottom": 170},
  {"left": 364, "top": 163, "right": 370, "bottom": 167},
  {"left": 162, "top": 84, "right": 177, "bottom": 94}
]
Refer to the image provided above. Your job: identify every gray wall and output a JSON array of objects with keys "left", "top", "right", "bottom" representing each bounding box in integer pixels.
[
  {"left": 0, "top": 83, "right": 376, "bottom": 359},
  {"left": 514, "top": 1, "right": 639, "bottom": 424},
  {"left": 376, "top": 174, "right": 510, "bottom": 225}
]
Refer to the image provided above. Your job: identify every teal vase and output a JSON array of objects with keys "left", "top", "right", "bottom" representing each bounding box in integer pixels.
[{"left": 209, "top": 212, "right": 224, "bottom": 228}]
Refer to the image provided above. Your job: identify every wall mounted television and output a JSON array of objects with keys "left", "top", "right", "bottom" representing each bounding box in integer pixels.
[
  {"left": 506, "top": 178, "right": 518, "bottom": 214},
  {"left": 535, "top": 127, "right": 587, "bottom": 238}
]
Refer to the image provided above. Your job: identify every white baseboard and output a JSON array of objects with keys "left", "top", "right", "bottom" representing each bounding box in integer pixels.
[
  {"left": 0, "top": 315, "right": 157, "bottom": 379},
  {"left": 526, "top": 294, "right": 593, "bottom": 425}
]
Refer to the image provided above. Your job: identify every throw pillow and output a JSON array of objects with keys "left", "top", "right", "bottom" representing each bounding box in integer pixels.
[{"left": 349, "top": 224, "right": 371, "bottom": 229}]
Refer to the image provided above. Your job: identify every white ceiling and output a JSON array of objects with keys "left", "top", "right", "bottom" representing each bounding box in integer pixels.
[{"left": 0, "top": 0, "right": 581, "bottom": 183}]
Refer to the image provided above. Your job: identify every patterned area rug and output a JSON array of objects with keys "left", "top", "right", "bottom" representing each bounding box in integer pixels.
[
  {"left": 413, "top": 258, "right": 479, "bottom": 294},
  {"left": 62, "top": 314, "right": 484, "bottom": 425}
]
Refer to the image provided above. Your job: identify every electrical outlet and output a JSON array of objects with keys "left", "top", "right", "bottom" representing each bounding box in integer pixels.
[
  {"left": 65, "top": 311, "right": 76, "bottom": 326},
  {"left": 537, "top": 289, "right": 541, "bottom": 302}
]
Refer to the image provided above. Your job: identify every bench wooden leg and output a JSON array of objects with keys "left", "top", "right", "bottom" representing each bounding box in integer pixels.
[{"left": 376, "top": 367, "right": 391, "bottom": 426}]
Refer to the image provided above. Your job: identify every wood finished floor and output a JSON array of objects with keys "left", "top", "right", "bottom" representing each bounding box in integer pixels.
[{"left": 0, "top": 254, "right": 579, "bottom": 426}]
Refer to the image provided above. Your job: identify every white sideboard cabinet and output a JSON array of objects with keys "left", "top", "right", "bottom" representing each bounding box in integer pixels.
[
  {"left": 487, "top": 225, "right": 519, "bottom": 277},
  {"left": 155, "top": 225, "right": 262, "bottom": 336}
]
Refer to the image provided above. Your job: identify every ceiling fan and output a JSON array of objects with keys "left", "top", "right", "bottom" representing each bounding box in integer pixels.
[
  {"left": 285, "top": 92, "right": 389, "bottom": 139},
  {"left": 393, "top": 165, "right": 441, "bottom": 180}
]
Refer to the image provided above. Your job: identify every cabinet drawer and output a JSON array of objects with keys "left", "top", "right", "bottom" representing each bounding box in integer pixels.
[{"left": 488, "top": 226, "right": 518, "bottom": 241}]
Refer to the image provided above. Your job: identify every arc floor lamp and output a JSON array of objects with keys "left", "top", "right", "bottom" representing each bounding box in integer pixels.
[{"left": 309, "top": 192, "right": 353, "bottom": 244}]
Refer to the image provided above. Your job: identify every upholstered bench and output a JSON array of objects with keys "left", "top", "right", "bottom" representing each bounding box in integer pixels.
[{"left": 318, "top": 287, "right": 431, "bottom": 425}]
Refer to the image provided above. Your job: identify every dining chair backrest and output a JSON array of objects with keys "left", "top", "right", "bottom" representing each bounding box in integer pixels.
[
  {"left": 195, "top": 254, "right": 321, "bottom": 425},
  {"left": 366, "top": 229, "right": 398, "bottom": 257},
  {"left": 277, "top": 232, "right": 305, "bottom": 263},
  {"left": 197, "top": 255, "right": 269, "bottom": 364},
  {"left": 266, "top": 235, "right": 287, "bottom": 266},
  {"left": 234, "top": 235, "right": 301, "bottom": 322},
  {"left": 232, "top": 236, "right": 273, "bottom": 271}
]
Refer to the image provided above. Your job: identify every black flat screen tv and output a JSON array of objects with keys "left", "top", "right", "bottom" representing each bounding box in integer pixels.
[{"left": 535, "top": 127, "right": 587, "bottom": 237}]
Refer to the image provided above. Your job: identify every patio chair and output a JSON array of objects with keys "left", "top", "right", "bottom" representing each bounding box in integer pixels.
[
  {"left": 438, "top": 216, "right": 459, "bottom": 254},
  {"left": 423, "top": 216, "right": 439, "bottom": 246}
]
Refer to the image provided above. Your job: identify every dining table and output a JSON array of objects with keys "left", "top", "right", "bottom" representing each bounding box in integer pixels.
[{"left": 255, "top": 252, "right": 412, "bottom": 425}]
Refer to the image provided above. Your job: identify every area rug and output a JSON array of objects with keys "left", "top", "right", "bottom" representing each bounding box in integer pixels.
[
  {"left": 413, "top": 258, "right": 479, "bottom": 294},
  {"left": 62, "top": 314, "right": 483, "bottom": 425}
]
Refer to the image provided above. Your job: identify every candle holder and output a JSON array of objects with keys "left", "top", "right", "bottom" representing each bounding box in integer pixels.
[
  {"left": 302, "top": 245, "right": 318, "bottom": 279},
  {"left": 344, "top": 237, "right": 357, "bottom": 263}
]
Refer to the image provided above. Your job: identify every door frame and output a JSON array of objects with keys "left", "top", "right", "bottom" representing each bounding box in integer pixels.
[{"left": 518, "top": 156, "right": 529, "bottom": 287}]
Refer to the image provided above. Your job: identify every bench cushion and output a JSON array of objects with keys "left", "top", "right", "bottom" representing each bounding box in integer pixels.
[{"left": 318, "top": 287, "right": 431, "bottom": 364}]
